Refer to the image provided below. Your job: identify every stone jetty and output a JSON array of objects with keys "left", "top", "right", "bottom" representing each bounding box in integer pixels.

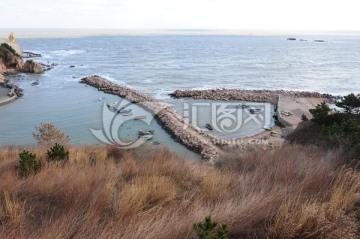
[
  {"left": 80, "top": 75, "right": 223, "bottom": 162},
  {"left": 169, "top": 88, "right": 336, "bottom": 130},
  {"left": 169, "top": 89, "right": 334, "bottom": 104}
]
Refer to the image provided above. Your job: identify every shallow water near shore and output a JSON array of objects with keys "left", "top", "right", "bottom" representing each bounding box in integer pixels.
[
  {"left": 0, "top": 77, "right": 200, "bottom": 159},
  {"left": 1, "top": 34, "right": 359, "bottom": 155},
  {"left": 0, "top": 87, "right": 9, "bottom": 102}
]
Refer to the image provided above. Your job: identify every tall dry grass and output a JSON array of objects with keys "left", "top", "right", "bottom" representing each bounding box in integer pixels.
[{"left": 0, "top": 144, "right": 359, "bottom": 239}]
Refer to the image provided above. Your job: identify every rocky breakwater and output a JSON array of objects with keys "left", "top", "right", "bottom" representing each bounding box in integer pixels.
[
  {"left": 80, "top": 76, "right": 227, "bottom": 162},
  {"left": 169, "top": 89, "right": 334, "bottom": 104}
]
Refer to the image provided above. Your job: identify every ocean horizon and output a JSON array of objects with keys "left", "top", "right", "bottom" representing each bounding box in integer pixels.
[{"left": 2, "top": 29, "right": 360, "bottom": 39}]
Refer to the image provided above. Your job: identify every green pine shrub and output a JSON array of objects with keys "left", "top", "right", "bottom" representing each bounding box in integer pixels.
[
  {"left": 301, "top": 114, "right": 309, "bottom": 122},
  {"left": 18, "top": 150, "right": 41, "bottom": 177},
  {"left": 192, "top": 215, "right": 228, "bottom": 239},
  {"left": 47, "top": 143, "right": 69, "bottom": 162}
]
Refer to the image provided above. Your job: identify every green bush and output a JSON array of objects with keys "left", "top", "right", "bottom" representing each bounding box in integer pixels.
[
  {"left": 47, "top": 143, "right": 69, "bottom": 162},
  {"left": 0, "top": 50, "right": 5, "bottom": 59},
  {"left": 0, "top": 43, "right": 20, "bottom": 61},
  {"left": 336, "top": 93, "right": 360, "bottom": 114},
  {"left": 325, "top": 118, "right": 360, "bottom": 154},
  {"left": 18, "top": 150, "right": 41, "bottom": 177},
  {"left": 0, "top": 43, "right": 19, "bottom": 56},
  {"left": 193, "top": 215, "right": 228, "bottom": 239},
  {"left": 275, "top": 119, "right": 285, "bottom": 128},
  {"left": 301, "top": 114, "right": 309, "bottom": 122},
  {"left": 309, "top": 101, "right": 331, "bottom": 125}
]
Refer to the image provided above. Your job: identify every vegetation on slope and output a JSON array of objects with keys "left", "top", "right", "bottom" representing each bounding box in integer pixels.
[
  {"left": 288, "top": 95, "right": 360, "bottom": 164},
  {"left": 0, "top": 144, "right": 359, "bottom": 238},
  {"left": 0, "top": 43, "right": 20, "bottom": 62},
  {"left": 1, "top": 99, "right": 359, "bottom": 238}
]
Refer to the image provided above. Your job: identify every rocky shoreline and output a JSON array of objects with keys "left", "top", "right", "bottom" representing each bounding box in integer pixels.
[
  {"left": 0, "top": 37, "right": 46, "bottom": 105},
  {"left": 80, "top": 75, "right": 227, "bottom": 162},
  {"left": 169, "top": 89, "right": 335, "bottom": 104}
]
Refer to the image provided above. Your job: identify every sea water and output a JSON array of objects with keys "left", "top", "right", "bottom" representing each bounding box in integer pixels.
[{"left": 1, "top": 34, "right": 359, "bottom": 156}]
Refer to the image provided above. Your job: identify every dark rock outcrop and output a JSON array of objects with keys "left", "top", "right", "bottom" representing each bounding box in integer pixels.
[
  {"left": 20, "top": 60, "right": 44, "bottom": 74},
  {"left": 0, "top": 43, "right": 44, "bottom": 75}
]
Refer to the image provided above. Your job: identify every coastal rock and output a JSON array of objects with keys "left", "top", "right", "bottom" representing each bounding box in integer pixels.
[
  {"left": 0, "top": 59, "right": 6, "bottom": 74},
  {"left": 8, "top": 33, "right": 23, "bottom": 55},
  {"left": 0, "top": 74, "right": 5, "bottom": 84},
  {"left": 9, "top": 42, "right": 23, "bottom": 55},
  {"left": 1, "top": 36, "right": 44, "bottom": 74},
  {"left": 5, "top": 84, "right": 23, "bottom": 97},
  {"left": 20, "top": 60, "right": 44, "bottom": 74}
]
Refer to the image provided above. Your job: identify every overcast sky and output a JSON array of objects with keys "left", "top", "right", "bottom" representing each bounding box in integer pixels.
[{"left": 0, "top": 0, "right": 359, "bottom": 32}]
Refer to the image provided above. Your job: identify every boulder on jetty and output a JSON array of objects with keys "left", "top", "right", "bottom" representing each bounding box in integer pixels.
[{"left": 169, "top": 89, "right": 334, "bottom": 104}]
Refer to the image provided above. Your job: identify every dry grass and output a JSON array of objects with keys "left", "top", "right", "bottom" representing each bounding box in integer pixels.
[{"left": 0, "top": 144, "right": 359, "bottom": 239}]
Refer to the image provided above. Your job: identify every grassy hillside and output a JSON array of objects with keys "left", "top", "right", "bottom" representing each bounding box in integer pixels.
[{"left": 0, "top": 144, "right": 359, "bottom": 238}]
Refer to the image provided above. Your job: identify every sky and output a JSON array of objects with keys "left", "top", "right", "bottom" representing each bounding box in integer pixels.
[{"left": 0, "top": 0, "right": 359, "bottom": 32}]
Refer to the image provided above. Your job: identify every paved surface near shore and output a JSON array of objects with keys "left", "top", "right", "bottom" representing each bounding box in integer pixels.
[
  {"left": 170, "top": 88, "right": 332, "bottom": 128},
  {"left": 278, "top": 97, "right": 325, "bottom": 127}
]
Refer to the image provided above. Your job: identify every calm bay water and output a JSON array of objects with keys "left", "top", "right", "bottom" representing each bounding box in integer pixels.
[{"left": 0, "top": 35, "right": 359, "bottom": 155}]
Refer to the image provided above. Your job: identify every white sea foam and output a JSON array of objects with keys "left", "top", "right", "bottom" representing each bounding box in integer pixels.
[
  {"left": 100, "top": 74, "right": 127, "bottom": 86},
  {"left": 144, "top": 78, "right": 154, "bottom": 83},
  {"left": 50, "top": 49, "right": 86, "bottom": 56},
  {"left": 154, "top": 89, "right": 172, "bottom": 100},
  {"left": 190, "top": 84, "right": 223, "bottom": 91}
]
